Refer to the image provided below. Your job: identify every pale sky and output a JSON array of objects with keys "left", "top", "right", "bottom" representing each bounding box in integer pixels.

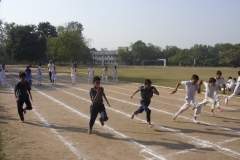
[{"left": 0, "top": 0, "right": 240, "bottom": 50}]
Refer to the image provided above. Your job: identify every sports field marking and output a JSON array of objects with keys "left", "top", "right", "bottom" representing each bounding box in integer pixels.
[
  {"left": 8, "top": 74, "right": 166, "bottom": 160},
  {"left": 39, "top": 77, "right": 240, "bottom": 159},
  {"left": 5, "top": 82, "right": 84, "bottom": 159}
]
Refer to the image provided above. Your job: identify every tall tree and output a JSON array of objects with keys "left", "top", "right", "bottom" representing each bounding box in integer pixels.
[{"left": 219, "top": 49, "right": 240, "bottom": 68}]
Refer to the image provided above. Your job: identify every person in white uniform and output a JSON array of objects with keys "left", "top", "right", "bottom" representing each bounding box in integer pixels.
[
  {"left": 51, "top": 66, "right": 57, "bottom": 85},
  {"left": 48, "top": 60, "right": 54, "bottom": 83},
  {"left": 214, "top": 71, "right": 225, "bottom": 111},
  {"left": 88, "top": 65, "right": 94, "bottom": 83},
  {"left": 1, "top": 64, "right": 8, "bottom": 87},
  {"left": 113, "top": 66, "right": 118, "bottom": 83},
  {"left": 71, "top": 65, "right": 76, "bottom": 85},
  {"left": 228, "top": 78, "right": 236, "bottom": 91},
  {"left": 197, "top": 78, "right": 218, "bottom": 115},
  {"left": 171, "top": 74, "right": 201, "bottom": 123},
  {"left": 225, "top": 71, "right": 240, "bottom": 105},
  {"left": 102, "top": 66, "right": 108, "bottom": 84},
  {"left": 37, "top": 63, "right": 42, "bottom": 86}
]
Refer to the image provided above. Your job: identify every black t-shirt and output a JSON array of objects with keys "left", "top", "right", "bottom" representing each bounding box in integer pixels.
[
  {"left": 89, "top": 87, "right": 104, "bottom": 104},
  {"left": 139, "top": 86, "right": 158, "bottom": 100},
  {"left": 14, "top": 81, "right": 31, "bottom": 101}
]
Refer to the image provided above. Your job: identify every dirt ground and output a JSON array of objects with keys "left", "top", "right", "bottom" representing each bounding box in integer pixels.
[{"left": 0, "top": 67, "right": 239, "bottom": 160}]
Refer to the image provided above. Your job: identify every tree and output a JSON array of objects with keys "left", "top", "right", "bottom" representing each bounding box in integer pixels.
[
  {"left": 118, "top": 50, "right": 133, "bottom": 64},
  {"left": 219, "top": 49, "right": 240, "bottom": 68}
]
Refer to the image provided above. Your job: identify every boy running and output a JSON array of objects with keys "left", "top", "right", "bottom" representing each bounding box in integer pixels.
[
  {"left": 214, "top": 71, "right": 226, "bottom": 111},
  {"left": 225, "top": 71, "right": 240, "bottom": 105},
  {"left": 88, "top": 65, "right": 94, "bottom": 83},
  {"left": 14, "top": 71, "right": 33, "bottom": 122},
  {"left": 102, "top": 66, "right": 108, "bottom": 84},
  {"left": 51, "top": 66, "right": 57, "bottom": 85},
  {"left": 131, "top": 79, "right": 159, "bottom": 128},
  {"left": 25, "top": 66, "right": 32, "bottom": 86},
  {"left": 171, "top": 74, "right": 201, "bottom": 123},
  {"left": 71, "top": 65, "right": 76, "bottom": 85},
  {"left": 88, "top": 76, "right": 111, "bottom": 134},
  {"left": 198, "top": 78, "right": 218, "bottom": 115}
]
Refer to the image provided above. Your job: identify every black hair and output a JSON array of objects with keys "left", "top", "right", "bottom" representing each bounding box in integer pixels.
[
  {"left": 93, "top": 76, "right": 101, "bottom": 82},
  {"left": 228, "top": 76, "right": 232, "bottom": 79},
  {"left": 39, "top": 63, "right": 42, "bottom": 66},
  {"left": 145, "top": 79, "right": 152, "bottom": 85},
  {"left": 209, "top": 77, "right": 216, "bottom": 83},
  {"left": 238, "top": 71, "right": 240, "bottom": 75},
  {"left": 19, "top": 71, "right": 26, "bottom": 78},
  {"left": 233, "top": 78, "right": 237, "bottom": 81},
  {"left": 191, "top": 74, "right": 199, "bottom": 81},
  {"left": 216, "top": 70, "right": 222, "bottom": 75}
]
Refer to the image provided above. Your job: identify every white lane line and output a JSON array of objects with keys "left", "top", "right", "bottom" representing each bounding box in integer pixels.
[
  {"left": 5, "top": 82, "right": 84, "bottom": 160},
  {"left": 8, "top": 74, "right": 166, "bottom": 160},
  {"left": 217, "top": 138, "right": 240, "bottom": 145},
  {"left": 40, "top": 80, "right": 240, "bottom": 159}
]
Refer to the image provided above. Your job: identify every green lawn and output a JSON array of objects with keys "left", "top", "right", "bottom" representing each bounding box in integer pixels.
[{"left": 57, "top": 65, "right": 239, "bottom": 88}]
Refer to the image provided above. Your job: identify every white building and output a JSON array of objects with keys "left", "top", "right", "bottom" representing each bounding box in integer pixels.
[{"left": 91, "top": 50, "right": 119, "bottom": 66}]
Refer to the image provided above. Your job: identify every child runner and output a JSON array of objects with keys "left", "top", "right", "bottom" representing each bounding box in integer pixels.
[
  {"left": 131, "top": 79, "right": 159, "bottom": 128},
  {"left": 88, "top": 76, "right": 111, "bottom": 134},
  {"left": 225, "top": 71, "right": 240, "bottom": 105},
  {"left": 197, "top": 78, "right": 218, "bottom": 115},
  {"left": 102, "top": 66, "right": 108, "bottom": 84},
  {"left": 1, "top": 64, "right": 8, "bottom": 87},
  {"left": 25, "top": 66, "right": 32, "bottom": 86},
  {"left": 51, "top": 66, "right": 57, "bottom": 85},
  {"left": 171, "top": 74, "right": 201, "bottom": 123},
  {"left": 214, "top": 71, "right": 226, "bottom": 111},
  {"left": 14, "top": 71, "right": 33, "bottom": 122},
  {"left": 88, "top": 65, "right": 94, "bottom": 84},
  {"left": 37, "top": 63, "right": 42, "bottom": 86},
  {"left": 71, "top": 65, "right": 76, "bottom": 85},
  {"left": 113, "top": 65, "right": 119, "bottom": 83}
]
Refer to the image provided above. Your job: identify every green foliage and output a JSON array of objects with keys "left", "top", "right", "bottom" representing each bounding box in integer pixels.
[
  {"left": 118, "top": 50, "right": 133, "bottom": 64},
  {"left": 219, "top": 49, "right": 240, "bottom": 68}
]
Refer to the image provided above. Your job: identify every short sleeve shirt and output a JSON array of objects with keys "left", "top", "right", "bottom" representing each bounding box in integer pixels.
[
  {"left": 203, "top": 82, "right": 218, "bottom": 99},
  {"left": 71, "top": 68, "right": 76, "bottom": 77},
  {"left": 88, "top": 68, "right": 94, "bottom": 76},
  {"left": 215, "top": 78, "right": 225, "bottom": 87},
  {"left": 89, "top": 87, "right": 104, "bottom": 104},
  {"left": 138, "top": 86, "right": 158, "bottom": 101},
  {"left": 14, "top": 81, "right": 31, "bottom": 101},
  {"left": 48, "top": 63, "right": 54, "bottom": 72},
  {"left": 181, "top": 81, "right": 198, "bottom": 101}
]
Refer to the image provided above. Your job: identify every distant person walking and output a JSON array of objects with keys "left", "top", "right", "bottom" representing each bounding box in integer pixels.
[
  {"left": 37, "top": 63, "right": 42, "bottom": 86},
  {"left": 25, "top": 66, "right": 32, "bottom": 86},
  {"left": 113, "top": 66, "right": 118, "bottom": 83},
  {"left": 102, "top": 66, "right": 108, "bottom": 84},
  {"left": 1, "top": 64, "right": 8, "bottom": 87},
  {"left": 71, "top": 65, "right": 76, "bottom": 85},
  {"left": 88, "top": 65, "right": 94, "bottom": 83},
  {"left": 48, "top": 60, "right": 54, "bottom": 83}
]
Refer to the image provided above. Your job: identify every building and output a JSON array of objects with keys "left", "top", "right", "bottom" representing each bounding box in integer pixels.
[{"left": 90, "top": 47, "right": 128, "bottom": 66}]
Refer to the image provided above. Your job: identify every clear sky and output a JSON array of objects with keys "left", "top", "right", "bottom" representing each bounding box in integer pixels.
[{"left": 0, "top": 0, "right": 239, "bottom": 50}]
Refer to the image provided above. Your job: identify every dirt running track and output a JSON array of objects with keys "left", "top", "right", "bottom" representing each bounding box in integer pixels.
[{"left": 0, "top": 68, "right": 240, "bottom": 160}]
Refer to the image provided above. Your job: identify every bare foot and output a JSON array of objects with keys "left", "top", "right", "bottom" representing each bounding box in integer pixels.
[
  {"left": 218, "top": 107, "right": 222, "bottom": 112},
  {"left": 131, "top": 112, "right": 135, "bottom": 119},
  {"left": 87, "top": 129, "right": 92, "bottom": 134},
  {"left": 23, "top": 109, "right": 26, "bottom": 114},
  {"left": 21, "top": 120, "right": 24, "bottom": 123},
  {"left": 211, "top": 111, "right": 215, "bottom": 115},
  {"left": 99, "top": 118, "right": 104, "bottom": 126},
  {"left": 149, "top": 123, "right": 154, "bottom": 128},
  {"left": 192, "top": 107, "right": 196, "bottom": 110}
]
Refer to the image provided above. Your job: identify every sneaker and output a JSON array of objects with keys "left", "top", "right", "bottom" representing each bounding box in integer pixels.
[
  {"left": 99, "top": 118, "right": 104, "bottom": 126},
  {"left": 225, "top": 98, "right": 228, "bottom": 106},
  {"left": 87, "top": 129, "right": 92, "bottom": 134},
  {"left": 173, "top": 113, "right": 178, "bottom": 121},
  {"left": 193, "top": 118, "right": 199, "bottom": 123}
]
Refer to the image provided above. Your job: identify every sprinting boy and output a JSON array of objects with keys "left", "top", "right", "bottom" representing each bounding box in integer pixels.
[
  {"left": 25, "top": 66, "right": 32, "bottom": 86},
  {"left": 51, "top": 66, "right": 57, "bottom": 85},
  {"left": 88, "top": 65, "right": 94, "bottom": 83},
  {"left": 88, "top": 76, "right": 111, "bottom": 134},
  {"left": 225, "top": 71, "right": 240, "bottom": 105},
  {"left": 1, "top": 64, "right": 8, "bottom": 87},
  {"left": 37, "top": 63, "right": 42, "bottom": 86},
  {"left": 113, "top": 66, "right": 119, "bottom": 83},
  {"left": 171, "top": 74, "right": 201, "bottom": 123},
  {"left": 102, "top": 66, "right": 108, "bottom": 84},
  {"left": 214, "top": 71, "right": 226, "bottom": 111},
  {"left": 131, "top": 79, "right": 159, "bottom": 128},
  {"left": 198, "top": 78, "right": 218, "bottom": 115},
  {"left": 71, "top": 65, "right": 76, "bottom": 85},
  {"left": 14, "top": 71, "right": 33, "bottom": 122}
]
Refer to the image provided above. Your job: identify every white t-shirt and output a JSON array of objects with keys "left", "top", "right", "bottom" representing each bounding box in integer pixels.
[
  {"left": 48, "top": 63, "right": 54, "bottom": 72},
  {"left": 88, "top": 68, "right": 94, "bottom": 76},
  {"left": 102, "top": 69, "right": 108, "bottom": 76},
  {"left": 71, "top": 68, "right": 76, "bottom": 77},
  {"left": 1, "top": 68, "right": 6, "bottom": 79},
  {"left": 113, "top": 68, "right": 118, "bottom": 77},
  {"left": 51, "top": 70, "right": 57, "bottom": 77},
  {"left": 235, "top": 76, "right": 240, "bottom": 89},
  {"left": 228, "top": 79, "right": 236, "bottom": 90},
  {"left": 215, "top": 78, "right": 225, "bottom": 87},
  {"left": 181, "top": 81, "right": 198, "bottom": 101},
  {"left": 203, "top": 82, "right": 218, "bottom": 99}
]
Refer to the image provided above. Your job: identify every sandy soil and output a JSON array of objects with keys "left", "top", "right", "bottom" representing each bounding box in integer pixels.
[{"left": 0, "top": 67, "right": 239, "bottom": 160}]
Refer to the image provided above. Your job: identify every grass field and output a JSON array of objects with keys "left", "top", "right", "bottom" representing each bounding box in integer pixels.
[{"left": 56, "top": 65, "right": 240, "bottom": 87}]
